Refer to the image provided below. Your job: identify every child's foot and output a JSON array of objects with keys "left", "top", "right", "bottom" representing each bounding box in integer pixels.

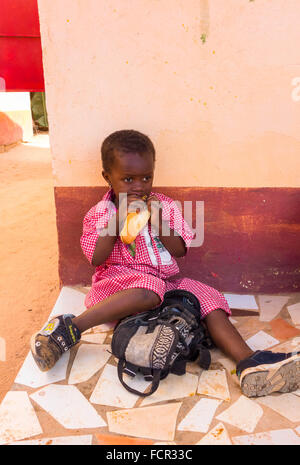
[
  {"left": 236, "top": 350, "right": 300, "bottom": 397},
  {"left": 30, "top": 314, "right": 81, "bottom": 372}
]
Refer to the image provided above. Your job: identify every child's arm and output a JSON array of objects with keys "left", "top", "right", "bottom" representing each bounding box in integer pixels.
[
  {"left": 91, "top": 213, "right": 120, "bottom": 266},
  {"left": 158, "top": 218, "right": 186, "bottom": 257}
]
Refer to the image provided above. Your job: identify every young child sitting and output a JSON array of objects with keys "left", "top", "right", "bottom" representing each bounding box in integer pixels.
[{"left": 31, "top": 129, "right": 300, "bottom": 397}]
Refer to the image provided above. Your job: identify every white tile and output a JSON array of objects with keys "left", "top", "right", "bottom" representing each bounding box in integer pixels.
[
  {"left": 90, "top": 364, "right": 150, "bottom": 408},
  {"left": 84, "top": 322, "right": 117, "bottom": 333},
  {"left": 140, "top": 372, "right": 198, "bottom": 407},
  {"left": 107, "top": 402, "right": 182, "bottom": 441},
  {"left": 232, "top": 429, "right": 300, "bottom": 445},
  {"left": 178, "top": 398, "right": 222, "bottom": 433},
  {"left": 68, "top": 344, "right": 111, "bottom": 385},
  {"left": 81, "top": 333, "right": 107, "bottom": 344},
  {"left": 197, "top": 369, "right": 230, "bottom": 402},
  {"left": 48, "top": 287, "right": 86, "bottom": 319},
  {"left": 9, "top": 435, "right": 93, "bottom": 445},
  {"left": 218, "top": 358, "right": 240, "bottom": 386},
  {"left": 196, "top": 422, "right": 232, "bottom": 445},
  {"left": 256, "top": 393, "right": 300, "bottom": 423},
  {"left": 14, "top": 350, "right": 70, "bottom": 389},
  {"left": 223, "top": 294, "right": 258, "bottom": 310},
  {"left": 287, "top": 303, "right": 300, "bottom": 326},
  {"left": 30, "top": 384, "right": 106, "bottom": 429},
  {"left": 216, "top": 395, "right": 263, "bottom": 433},
  {"left": 246, "top": 330, "right": 279, "bottom": 351},
  {"left": 0, "top": 391, "right": 43, "bottom": 445},
  {"left": 258, "top": 295, "right": 289, "bottom": 322}
]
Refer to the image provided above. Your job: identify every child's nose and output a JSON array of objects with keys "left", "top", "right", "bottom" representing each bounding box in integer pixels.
[{"left": 131, "top": 181, "right": 144, "bottom": 195}]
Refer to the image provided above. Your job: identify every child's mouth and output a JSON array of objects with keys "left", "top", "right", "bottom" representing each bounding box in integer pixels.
[{"left": 130, "top": 193, "right": 148, "bottom": 201}]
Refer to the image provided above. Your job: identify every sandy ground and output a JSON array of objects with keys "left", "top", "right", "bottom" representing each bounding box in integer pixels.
[{"left": 0, "top": 134, "right": 59, "bottom": 403}]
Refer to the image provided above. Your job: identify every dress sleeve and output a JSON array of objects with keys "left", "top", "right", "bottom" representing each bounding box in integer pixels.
[
  {"left": 80, "top": 199, "right": 116, "bottom": 264},
  {"left": 80, "top": 206, "right": 100, "bottom": 264},
  {"left": 157, "top": 194, "right": 195, "bottom": 253}
]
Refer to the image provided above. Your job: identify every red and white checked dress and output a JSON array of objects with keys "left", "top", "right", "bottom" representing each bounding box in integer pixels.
[{"left": 80, "top": 189, "right": 231, "bottom": 319}]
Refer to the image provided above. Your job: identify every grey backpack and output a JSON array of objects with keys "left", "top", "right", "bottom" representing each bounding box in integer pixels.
[{"left": 111, "top": 290, "right": 214, "bottom": 396}]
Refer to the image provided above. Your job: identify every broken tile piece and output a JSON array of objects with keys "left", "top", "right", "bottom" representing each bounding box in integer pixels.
[
  {"left": 0, "top": 391, "right": 43, "bottom": 445},
  {"left": 178, "top": 398, "right": 222, "bottom": 433},
  {"left": 210, "top": 348, "right": 225, "bottom": 363},
  {"left": 196, "top": 422, "right": 232, "bottom": 445},
  {"left": 223, "top": 294, "right": 258, "bottom": 310},
  {"left": 216, "top": 395, "right": 263, "bottom": 433},
  {"left": 14, "top": 350, "right": 70, "bottom": 388},
  {"left": 96, "top": 433, "right": 154, "bottom": 445},
  {"left": 90, "top": 364, "right": 150, "bottom": 408},
  {"left": 287, "top": 303, "right": 300, "bottom": 326},
  {"left": 271, "top": 337, "right": 300, "bottom": 353},
  {"left": 140, "top": 372, "right": 198, "bottom": 406},
  {"left": 293, "top": 389, "right": 300, "bottom": 397},
  {"left": 256, "top": 393, "right": 300, "bottom": 423},
  {"left": 258, "top": 295, "right": 289, "bottom": 322},
  {"left": 68, "top": 344, "right": 111, "bottom": 385},
  {"left": 270, "top": 318, "right": 300, "bottom": 341},
  {"left": 295, "top": 425, "right": 300, "bottom": 435},
  {"left": 246, "top": 330, "right": 279, "bottom": 351},
  {"left": 232, "top": 429, "right": 300, "bottom": 445},
  {"left": 197, "top": 369, "right": 230, "bottom": 402},
  {"left": 186, "top": 361, "right": 202, "bottom": 375},
  {"left": 218, "top": 358, "right": 240, "bottom": 386},
  {"left": 107, "top": 402, "right": 182, "bottom": 441},
  {"left": 49, "top": 286, "right": 86, "bottom": 318},
  {"left": 30, "top": 384, "right": 106, "bottom": 429},
  {"left": 80, "top": 333, "right": 107, "bottom": 344},
  {"left": 10, "top": 435, "right": 93, "bottom": 445}
]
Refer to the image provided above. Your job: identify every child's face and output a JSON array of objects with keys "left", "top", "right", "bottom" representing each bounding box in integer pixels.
[{"left": 102, "top": 150, "right": 154, "bottom": 204}]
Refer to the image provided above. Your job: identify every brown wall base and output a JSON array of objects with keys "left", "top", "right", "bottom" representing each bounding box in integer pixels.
[{"left": 54, "top": 186, "right": 300, "bottom": 294}]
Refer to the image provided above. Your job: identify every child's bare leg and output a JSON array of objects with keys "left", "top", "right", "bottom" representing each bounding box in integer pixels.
[
  {"left": 72, "top": 288, "right": 161, "bottom": 334},
  {"left": 205, "top": 309, "right": 300, "bottom": 398},
  {"left": 204, "top": 309, "right": 254, "bottom": 363}
]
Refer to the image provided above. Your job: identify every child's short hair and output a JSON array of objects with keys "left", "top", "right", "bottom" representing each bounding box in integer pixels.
[{"left": 101, "top": 129, "right": 156, "bottom": 172}]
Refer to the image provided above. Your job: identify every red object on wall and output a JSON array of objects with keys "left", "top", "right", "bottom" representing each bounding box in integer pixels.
[{"left": 0, "top": 0, "right": 45, "bottom": 91}]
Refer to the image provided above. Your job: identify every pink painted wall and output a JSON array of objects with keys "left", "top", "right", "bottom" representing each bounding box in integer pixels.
[
  {"left": 37, "top": 0, "right": 300, "bottom": 187},
  {"left": 0, "top": 112, "right": 22, "bottom": 146}
]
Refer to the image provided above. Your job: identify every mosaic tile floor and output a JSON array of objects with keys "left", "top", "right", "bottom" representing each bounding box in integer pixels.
[{"left": 1, "top": 287, "right": 300, "bottom": 445}]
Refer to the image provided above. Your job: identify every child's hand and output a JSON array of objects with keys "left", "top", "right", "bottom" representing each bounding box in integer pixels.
[
  {"left": 116, "top": 194, "right": 147, "bottom": 233},
  {"left": 146, "top": 194, "right": 162, "bottom": 233}
]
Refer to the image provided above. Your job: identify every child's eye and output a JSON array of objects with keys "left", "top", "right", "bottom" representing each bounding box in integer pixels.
[
  {"left": 143, "top": 176, "right": 152, "bottom": 182},
  {"left": 124, "top": 177, "right": 133, "bottom": 183}
]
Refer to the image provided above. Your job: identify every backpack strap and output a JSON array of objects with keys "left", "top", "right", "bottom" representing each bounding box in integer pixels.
[
  {"left": 117, "top": 360, "right": 161, "bottom": 397},
  {"left": 162, "top": 289, "right": 201, "bottom": 318}
]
